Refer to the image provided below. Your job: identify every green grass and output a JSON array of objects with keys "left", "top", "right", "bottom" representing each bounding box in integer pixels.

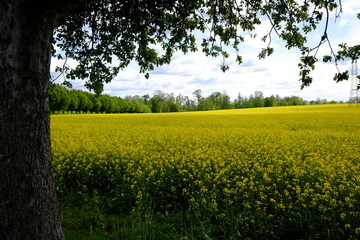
[
  {"left": 60, "top": 203, "right": 198, "bottom": 240},
  {"left": 59, "top": 191, "right": 199, "bottom": 240}
]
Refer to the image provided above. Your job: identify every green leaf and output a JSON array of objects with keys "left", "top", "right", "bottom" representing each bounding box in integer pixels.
[
  {"left": 322, "top": 55, "right": 332, "bottom": 63},
  {"left": 333, "top": 71, "right": 349, "bottom": 82},
  {"left": 329, "top": 3, "right": 337, "bottom": 11},
  {"left": 236, "top": 55, "right": 243, "bottom": 65}
]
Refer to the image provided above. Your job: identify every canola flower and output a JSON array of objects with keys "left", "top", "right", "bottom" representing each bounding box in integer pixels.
[{"left": 51, "top": 104, "right": 360, "bottom": 238}]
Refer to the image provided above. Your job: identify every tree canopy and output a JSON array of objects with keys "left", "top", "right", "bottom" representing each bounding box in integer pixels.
[{"left": 53, "top": 0, "right": 360, "bottom": 94}]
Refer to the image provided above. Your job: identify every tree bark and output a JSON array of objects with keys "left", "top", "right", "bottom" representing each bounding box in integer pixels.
[{"left": 0, "top": 1, "right": 66, "bottom": 239}]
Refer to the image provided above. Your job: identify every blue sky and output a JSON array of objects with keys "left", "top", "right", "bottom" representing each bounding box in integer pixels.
[{"left": 51, "top": 0, "right": 360, "bottom": 101}]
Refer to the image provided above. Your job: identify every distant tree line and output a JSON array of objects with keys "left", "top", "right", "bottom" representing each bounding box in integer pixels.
[
  {"left": 143, "top": 89, "right": 343, "bottom": 113},
  {"left": 49, "top": 82, "right": 151, "bottom": 113},
  {"left": 49, "top": 83, "right": 344, "bottom": 114}
]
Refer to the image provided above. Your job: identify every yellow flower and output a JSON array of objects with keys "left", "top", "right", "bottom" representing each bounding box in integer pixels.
[{"left": 136, "top": 191, "right": 142, "bottom": 199}]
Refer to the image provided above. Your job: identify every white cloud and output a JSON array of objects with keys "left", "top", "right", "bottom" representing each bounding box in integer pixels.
[
  {"left": 100, "top": 43, "right": 351, "bottom": 101},
  {"left": 340, "top": 0, "right": 360, "bottom": 16},
  {"left": 338, "top": 18, "right": 349, "bottom": 27}
]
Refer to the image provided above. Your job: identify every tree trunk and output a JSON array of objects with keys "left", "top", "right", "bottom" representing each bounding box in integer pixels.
[{"left": 0, "top": 1, "right": 64, "bottom": 239}]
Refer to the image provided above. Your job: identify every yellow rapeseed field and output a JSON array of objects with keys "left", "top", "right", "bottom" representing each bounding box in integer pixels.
[{"left": 51, "top": 104, "right": 360, "bottom": 238}]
